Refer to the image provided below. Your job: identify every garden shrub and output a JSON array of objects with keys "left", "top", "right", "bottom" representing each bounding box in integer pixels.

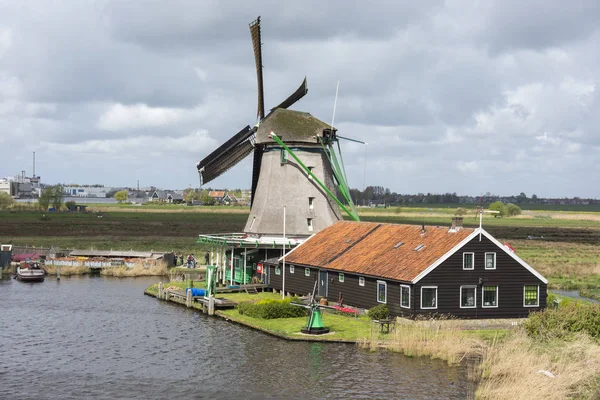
[
  {"left": 524, "top": 303, "right": 600, "bottom": 341},
  {"left": 238, "top": 298, "right": 307, "bottom": 319},
  {"left": 367, "top": 304, "right": 390, "bottom": 320}
]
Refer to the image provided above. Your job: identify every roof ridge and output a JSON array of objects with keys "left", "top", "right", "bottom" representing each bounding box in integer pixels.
[{"left": 324, "top": 223, "right": 382, "bottom": 266}]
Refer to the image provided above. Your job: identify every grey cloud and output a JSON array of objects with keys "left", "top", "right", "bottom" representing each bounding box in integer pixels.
[{"left": 1, "top": 1, "right": 599, "bottom": 197}]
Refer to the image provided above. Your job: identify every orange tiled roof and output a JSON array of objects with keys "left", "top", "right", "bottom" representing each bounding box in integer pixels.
[
  {"left": 285, "top": 221, "right": 475, "bottom": 282},
  {"left": 208, "top": 191, "right": 225, "bottom": 197}
]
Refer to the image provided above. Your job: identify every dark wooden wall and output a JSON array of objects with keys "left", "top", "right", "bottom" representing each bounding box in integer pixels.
[
  {"left": 414, "top": 235, "right": 547, "bottom": 318},
  {"left": 268, "top": 234, "right": 546, "bottom": 319}
]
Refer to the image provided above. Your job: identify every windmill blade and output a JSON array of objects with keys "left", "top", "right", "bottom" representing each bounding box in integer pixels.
[
  {"left": 272, "top": 77, "right": 308, "bottom": 111},
  {"left": 311, "top": 279, "right": 318, "bottom": 304},
  {"left": 196, "top": 126, "right": 255, "bottom": 185},
  {"left": 249, "top": 17, "right": 265, "bottom": 120}
]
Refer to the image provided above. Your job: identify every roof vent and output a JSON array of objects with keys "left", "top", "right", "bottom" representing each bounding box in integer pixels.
[
  {"left": 345, "top": 239, "right": 352, "bottom": 244},
  {"left": 414, "top": 244, "right": 425, "bottom": 252},
  {"left": 394, "top": 241, "right": 404, "bottom": 249}
]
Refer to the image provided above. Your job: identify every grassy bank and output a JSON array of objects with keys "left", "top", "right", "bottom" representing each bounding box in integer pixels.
[
  {"left": 43, "top": 265, "right": 91, "bottom": 276},
  {"left": 100, "top": 262, "right": 167, "bottom": 277},
  {"left": 510, "top": 240, "right": 600, "bottom": 300},
  {"left": 43, "top": 262, "right": 168, "bottom": 277}
]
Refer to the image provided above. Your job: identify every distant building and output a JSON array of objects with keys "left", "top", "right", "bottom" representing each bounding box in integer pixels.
[{"left": 63, "top": 186, "right": 109, "bottom": 198}]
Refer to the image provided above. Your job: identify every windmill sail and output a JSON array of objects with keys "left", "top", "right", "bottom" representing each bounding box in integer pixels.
[
  {"left": 196, "top": 126, "right": 255, "bottom": 185},
  {"left": 249, "top": 17, "right": 265, "bottom": 120},
  {"left": 272, "top": 77, "right": 308, "bottom": 110}
]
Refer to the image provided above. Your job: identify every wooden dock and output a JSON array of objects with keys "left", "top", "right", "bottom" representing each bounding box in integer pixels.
[
  {"left": 157, "top": 283, "right": 272, "bottom": 314},
  {"left": 164, "top": 289, "right": 236, "bottom": 309}
]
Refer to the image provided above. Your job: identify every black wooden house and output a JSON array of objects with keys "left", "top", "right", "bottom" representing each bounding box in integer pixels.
[{"left": 266, "top": 220, "right": 547, "bottom": 319}]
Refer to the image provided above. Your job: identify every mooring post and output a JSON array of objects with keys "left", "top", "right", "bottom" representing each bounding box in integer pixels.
[
  {"left": 208, "top": 295, "right": 215, "bottom": 316},
  {"left": 158, "top": 282, "right": 163, "bottom": 298},
  {"left": 57, "top": 265, "right": 61, "bottom": 280},
  {"left": 186, "top": 289, "right": 192, "bottom": 308}
]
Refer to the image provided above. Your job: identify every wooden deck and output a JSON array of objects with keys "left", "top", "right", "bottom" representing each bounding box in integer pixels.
[
  {"left": 164, "top": 289, "right": 236, "bottom": 309},
  {"left": 215, "top": 283, "right": 270, "bottom": 294}
]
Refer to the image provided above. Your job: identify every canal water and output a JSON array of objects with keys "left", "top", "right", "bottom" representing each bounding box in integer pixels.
[{"left": 1, "top": 276, "right": 468, "bottom": 399}]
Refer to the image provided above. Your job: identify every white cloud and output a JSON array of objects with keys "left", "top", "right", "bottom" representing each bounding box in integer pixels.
[
  {"left": 457, "top": 161, "right": 479, "bottom": 173},
  {"left": 97, "top": 103, "right": 188, "bottom": 131}
]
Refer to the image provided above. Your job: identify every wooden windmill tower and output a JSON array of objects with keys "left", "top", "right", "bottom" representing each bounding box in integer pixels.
[{"left": 196, "top": 17, "right": 358, "bottom": 239}]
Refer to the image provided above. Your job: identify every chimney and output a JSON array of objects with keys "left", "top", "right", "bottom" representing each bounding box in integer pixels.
[{"left": 451, "top": 217, "right": 463, "bottom": 231}]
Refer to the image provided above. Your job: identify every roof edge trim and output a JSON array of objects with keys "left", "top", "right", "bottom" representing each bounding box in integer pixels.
[
  {"left": 480, "top": 228, "right": 549, "bottom": 284},
  {"left": 411, "top": 229, "right": 481, "bottom": 284},
  {"left": 278, "top": 233, "right": 316, "bottom": 262}
]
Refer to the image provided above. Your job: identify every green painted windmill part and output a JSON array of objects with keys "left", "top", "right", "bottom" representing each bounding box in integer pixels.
[
  {"left": 205, "top": 265, "right": 217, "bottom": 298},
  {"left": 291, "top": 281, "right": 335, "bottom": 335},
  {"left": 270, "top": 132, "right": 359, "bottom": 222}
]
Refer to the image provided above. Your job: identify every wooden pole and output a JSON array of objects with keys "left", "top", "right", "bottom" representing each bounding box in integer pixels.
[
  {"left": 57, "top": 264, "right": 61, "bottom": 280},
  {"left": 282, "top": 206, "right": 286, "bottom": 299},
  {"left": 186, "top": 289, "right": 192, "bottom": 307},
  {"left": 243, "top": 247, "right": 247, "bottom": 285},
  {"left": 230, "top": 246, "right": 234, "bottom": 286}
]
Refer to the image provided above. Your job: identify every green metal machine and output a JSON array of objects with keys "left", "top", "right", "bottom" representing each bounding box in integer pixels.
[{"left": 291, "top": 281, "right": 335, "bottom": 335}]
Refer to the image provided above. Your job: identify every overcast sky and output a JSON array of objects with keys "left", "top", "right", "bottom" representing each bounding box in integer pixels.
[{"left": 1, "top": 1, "right": 599, "bottom": 198}]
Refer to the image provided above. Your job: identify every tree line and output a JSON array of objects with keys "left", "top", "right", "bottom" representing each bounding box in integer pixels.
[{"left": 347, "top": 187, "right": 597, "bottom": 206}]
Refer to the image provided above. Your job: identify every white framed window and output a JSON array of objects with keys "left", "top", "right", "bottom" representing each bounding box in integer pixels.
[
  {"left": 524, "top": 285, "right": 539, "bottom": 307},
  {"left": 307, "top": 218, "right": 313, "bottom": 232},
  {"left": 290, "top": 265, "right": 294, "bottom": 274},
  {"left": 460, "top": 286, "right": 477, "bottom": 308},
  {"left": 400, "top": 285, "right": 410, "bottom": 309},
  {"left": 377, "top": 281, "right": 387, "bottom": 303},
  {"left": 339, "top": 273, "right": 344, "bottom": 283},
  {"left": 309, "top": 197, "right": 314, "bottom": 210},
  {"left": 305, "top": 268, "right": 310, "bottom": 277},
  {"left": 482, "top": 286, "right": 498, "bottom": 308},
  {"left": 275, "top": 266, "right": 281, "bottom": 275},
  {"left": 421, "top": 286, "right": 438, "bottom": 309},
  {"left": 358, "top": 276, "right": 365, "bottom": 287},
  {"left": 281, "top": 149, "right": 288, "bottom": 164},
  {"left": 485, "top": 252, "right": 496, "bottom": 270},
  {"left": 463, "top": 252, "right": 474, "bottom": 270}
]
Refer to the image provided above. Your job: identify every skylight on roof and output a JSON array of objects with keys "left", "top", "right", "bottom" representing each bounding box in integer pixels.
[
  {"left": 394, "top": 241, "right": 404, "bottom": 249},
  {"left": 414, "top": 244, "right": 425, "bottom": 251}
]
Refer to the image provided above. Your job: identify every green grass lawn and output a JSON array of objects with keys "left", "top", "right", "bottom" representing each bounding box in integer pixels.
[{"left": 218, "top": 308, "right": 374, "bottom": 341}]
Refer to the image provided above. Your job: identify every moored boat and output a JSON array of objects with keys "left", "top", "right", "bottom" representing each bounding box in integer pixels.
[{"left": 16, "top": 261, "right": 46, "bottom": 282}]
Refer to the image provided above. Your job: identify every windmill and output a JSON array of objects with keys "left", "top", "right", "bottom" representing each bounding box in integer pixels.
[
  {"left": 291, "top": 280, "right": 336, "bottom": 335},
  {"left": 196, "top": 16, "right": 359, "bottom": 239}
]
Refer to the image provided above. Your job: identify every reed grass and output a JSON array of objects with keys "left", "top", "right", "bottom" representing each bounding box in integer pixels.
[
  {"left": 100, "top": 261, "right": 168, "bottom": 277},
  {"left": 362, "top": 318, "right": 488, "bottom": 365},
  {"left": 360, "top": 318, "right": 600, "bottom": 399},
  {"left": 476, "top": 332, "right": 600, "bottom": 399},
  {"left": 43, "top": 264, "right": 91, "bottom": 276}
]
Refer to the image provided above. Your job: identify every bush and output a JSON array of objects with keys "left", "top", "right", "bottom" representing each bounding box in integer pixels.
[
  {"left": 455, "top": 207, "right": 467, "bottom": 216},
  {"left": 505, "top": 203, "right": 522, "bottom": 217},
  {"left": 238, "top": 297, "right": 307, "bottom": 319},
  {"left": 488, "top": 201, "right": 506, "bottom": 217},
  {"left": 524, "top": 303, "right": 600, "bottom": 341},
  {"left": 367, "top": 304, "right": 390, "bottom": 320}
]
